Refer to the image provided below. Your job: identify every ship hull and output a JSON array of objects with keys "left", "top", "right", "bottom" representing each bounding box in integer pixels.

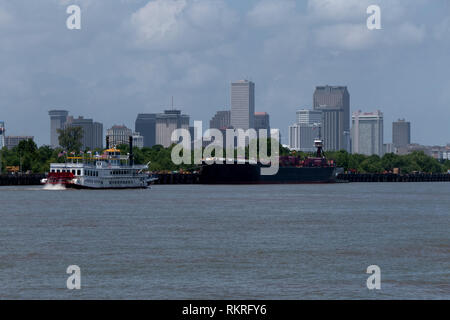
[
  {"left": 199, "top": 163, "right": 336, "bottom": 184},
  {"left": 65, "top": 183, "right": 149, "bottom": 190}
]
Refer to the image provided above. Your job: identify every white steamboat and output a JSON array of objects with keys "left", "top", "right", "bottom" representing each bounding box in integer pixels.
[{"left": 44, "top": 137, "right": 152, "bottom": 189}]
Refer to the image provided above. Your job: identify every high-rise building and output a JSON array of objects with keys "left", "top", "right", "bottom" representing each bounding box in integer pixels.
[
  {"left": 254, "top": 112, "right": 270, "bottom": 136},
  {"left": 289, "top": 124, "right": 322, "bottom": 152},
  {"left": 48, "top": 110, "right": 69, "bottom": 148},
  {"left": 392, "top": 119, "right": 411, "bottom": 148},
  {"left": 383, "top": 143, "right": 395, "bottom": 154},
  {"left": 5, "top": 136, "right": 34, "bottom": 150},
  {"left": 106, "top": 125, "right": 132, "bottom": 147},
  {"left": 133, "top": 132, "right": 144, "bottom": 149},
  {"left": 66, "top": 116, "right": 103, "bottom": 150},
  {"left": 231, "top": 80, "right": 255, "bottom": 130},
  {"left": 313, "top": 86, "right": 350, "bottom": 151},
  {"left": 135, "top": 114, "right": 157, "bottom": 148},
  {"left": 210, "top": 110, "right": 231, "bottom": 129},
  {"left": 0, "top": 121, "right": 5, "bottom": 149},
  {"left": 289, "top": 109, "right": 322, "bottom": 152},
  {"left": 106, "top": 125, "right": 144, "bottom": 149},
  {"left": 155, "top": 110, "right": 190, "bottom": 148},
  {"left": 351, "top": 110, "right": 384, "bottom": 156},
  {"left": 296, "top": 109, "right": 323, "bottom": 126}
]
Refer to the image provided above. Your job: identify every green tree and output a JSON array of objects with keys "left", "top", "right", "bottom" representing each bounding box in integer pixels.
[
  {"left": 17, "top": 139, "right": 37, "bottom": 154},
  {"left": 57, "top": 126, "right": 83, "bottom": 152}
]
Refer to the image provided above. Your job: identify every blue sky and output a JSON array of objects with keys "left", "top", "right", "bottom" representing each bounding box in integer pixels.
[{"left": 0, "top": 0, "right": 449, "bottom": 146}]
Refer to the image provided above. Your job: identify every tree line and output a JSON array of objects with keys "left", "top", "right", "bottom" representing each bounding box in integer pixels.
[{"left": 1, "top": 127, "right": 449, "bottom": 174}]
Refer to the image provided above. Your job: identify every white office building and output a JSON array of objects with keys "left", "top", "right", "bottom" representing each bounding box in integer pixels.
[
  {"left": 289, "top": 109, "right": 322, "bottom": 152},
  {"left": 351, "top": 110, "right": 384, "bottom": 156}
]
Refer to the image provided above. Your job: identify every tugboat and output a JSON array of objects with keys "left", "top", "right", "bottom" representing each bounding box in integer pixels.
[
  {"left": 199, "top": 138, "right": 337, "bottom": 184},
  {"left": 43, "top": 136, "right": 151, "bottom": 189}
]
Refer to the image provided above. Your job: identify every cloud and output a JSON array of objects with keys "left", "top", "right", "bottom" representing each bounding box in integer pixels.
[
  {"left": 392, "top": 22, "right": 426, "bottom": 45},
  {"left": 247, "top": 0, "right": 297, "bottom": 28},
  {"left": 307, "top": 0, "right": 413, "bottom": 23},
  {"left": 308, "top": 0, "right": 427, "bottom": 51},
  {"left": 131, "top": 0, "right": 187, "bottom": 49},
  {"left": 130, "top": 0, "right": 238, "bottom": 51},
  {"left": 315, "top": 23, "right": 376, "bottom": 50},
  {"left": 307, "top": 0, "right": 369, "bottom": 22},
  {"left": 433, "top": 17, "right": 450, "bottom": 42},
  {"left": 315, "top": 22, "right": 425, "bottom": 50},
  {"left": 0, "top": 6, "right": 12, "bottom": 27}
]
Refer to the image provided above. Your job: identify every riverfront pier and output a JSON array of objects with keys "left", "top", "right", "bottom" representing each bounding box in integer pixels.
[
  {"left": 0, "top": 174, "right": 45, "bottom": 186},
  {"left": 337, "top": 173, "right": 450, "bottom": 183},
  {"left": 1, "top": 172, "right": 449, "bottom": 186}
]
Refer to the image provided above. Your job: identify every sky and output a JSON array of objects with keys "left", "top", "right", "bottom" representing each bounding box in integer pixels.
[{"left": 0, "top": 0, "right": 449, "bottom": 146}]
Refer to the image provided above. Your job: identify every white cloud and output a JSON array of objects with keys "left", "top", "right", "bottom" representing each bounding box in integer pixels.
[
  {"left": 130, "top": 0, "right": 238, "bottom": 51},
  {"left": 131, "top": 0, "right": 187, "bottom": 49},
  {"left": 0, "top": 6, "right": 12, "bottom": 26},
  {"left": 307, "top": 0, "right": 424, "bottom": 23},
  {"left": 315, "top": 23, "right": 376, "bottom": 50},
  {"left": 315, "top": 21, "right": 425, "bottom": 50},
  {"left": 392, "top": 22, "right": 426, "bottom": 45},
  {"left": 247, "top": 0, "right": 297, "bottom": 28},
  {"left": 307, "top": 0, "right": 369, "bottom": 22}
]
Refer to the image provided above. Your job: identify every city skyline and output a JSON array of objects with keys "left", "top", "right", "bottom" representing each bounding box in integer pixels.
[
  {"left": 0, "top": 81, "right": 441, "bottom": 154},
  {"left": 1, "top": 1, "right": 450, "bottom": 146}
]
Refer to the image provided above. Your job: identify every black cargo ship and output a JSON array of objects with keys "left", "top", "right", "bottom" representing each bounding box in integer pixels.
[{"left": 199, "top": 139, "right": 337, "bottom": 184}]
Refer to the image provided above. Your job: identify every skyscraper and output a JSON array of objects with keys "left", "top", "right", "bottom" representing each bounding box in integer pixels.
[
  {"left": 254, "top": 112, "right": 270, "bottom": 135},
  {"left": 0, "top": 121, "right": 5, "bottom": 149},
  {"left": 296, "top": 109, "right": 323, "bottom": 126},
  {"left": 107, "top": 125, "right": 143, "bottom": 148},
  {"left": 135, "top": 114, "right": 157, "bottom": 148},
  {"left": 289, "top": 109, "right": 322, "bottom": 152},
  {"left": 392, "top": 119, "right": 411, "bottom": 148},
  {"left": 231, "top": 80, "right": 255, "bottom": 130},
  {"left": 313, "top": 86, "right": 350, "bottom": 151},
  {"left": 106, "top": 125, "right": 132, "bottom": 147},
  {"left": 48, "top": 110, "right": 68, "bottom": 148},
  {"left": 66, "top": 116, "right": 103, "bottom": 150},
  {"left": 210, "top": 110, "right": 231, "bottom": 129},
  {"left": 351, "top": 110, "right": 384, "bottom": 156},
  {"left": 155, "top": 110, "right": 190, "bottom": 148}
]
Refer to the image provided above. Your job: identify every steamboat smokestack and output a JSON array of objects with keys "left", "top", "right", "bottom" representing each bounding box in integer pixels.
[{"left": 129, "top": 135, "right": 134, "bottom": 166}]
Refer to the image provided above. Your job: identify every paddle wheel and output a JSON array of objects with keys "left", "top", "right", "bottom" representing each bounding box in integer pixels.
[{"left": 45, "top": 172, "right": 75, "bottom": 186}]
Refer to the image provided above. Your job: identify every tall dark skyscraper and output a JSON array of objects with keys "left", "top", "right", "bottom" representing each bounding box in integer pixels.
[
  {"left": 66, "top": 116, "right": 103, "bottom": 150},
  {"left": 392, "top": 119, "right": 411, "bottom": 148},
  {"left": 313, "top": 86, "right": 350, "bottom": 151},
  {"left": 254, "top": 112, "right": 270, "bottom": 136},
  {"left": 135, "top": 113, "right": 157, "bottom": 148}
]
